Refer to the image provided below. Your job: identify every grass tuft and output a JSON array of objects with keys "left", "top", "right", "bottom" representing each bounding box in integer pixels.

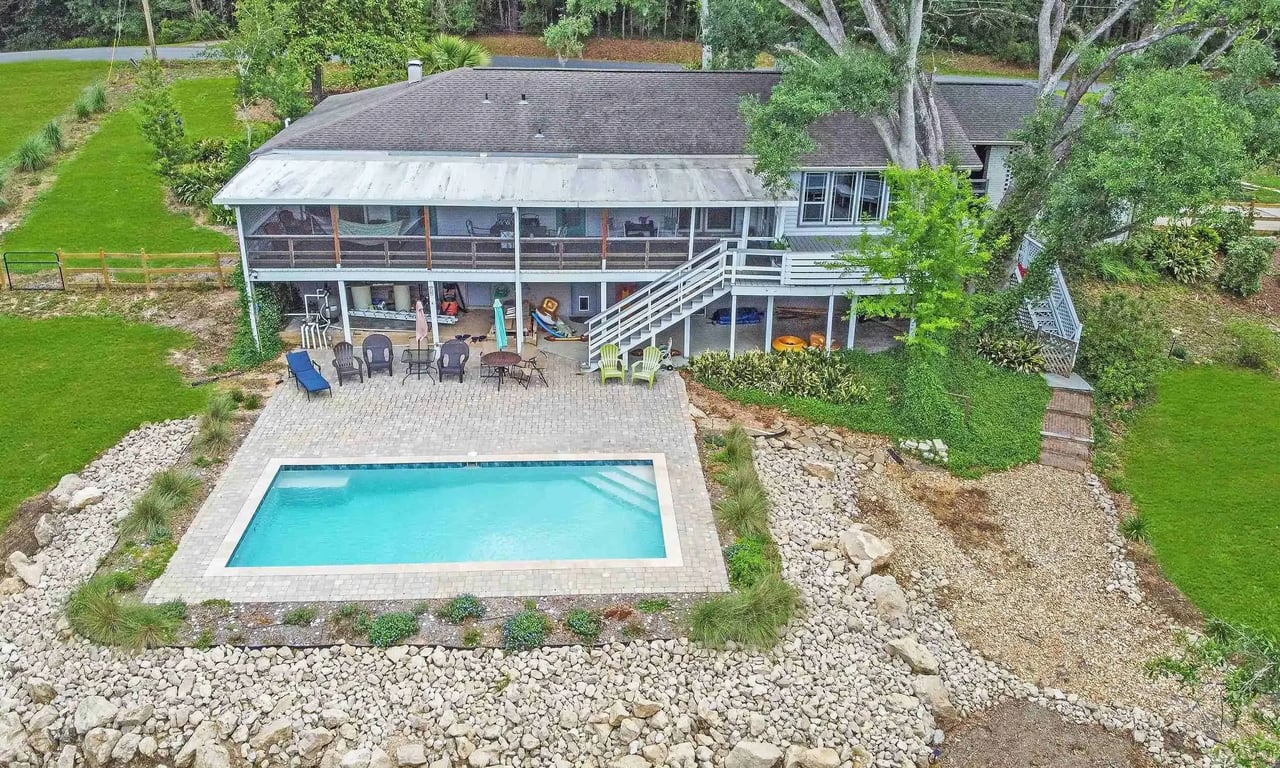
[
  {"left": 206, "top": 390, "right": 238, "bottom": 420},
  {"left": 636, "top": 598, "right": 671, "bottom": 614},
  {"left": 282, "top": 606, "right": 316, "bottom": 626},
  {"left": 193, "top": 415, "right": 234, "bottom": 455},
  {"left": 41, "top": 120, "right": 64, "bottom": 151},
  {"left": 150, "top": 468, "right": 202, "bottom": 505},
  {"left": 688, "top": 575, "right": 800, "bottom": 649},
  {"left": 65, "top": 576, "right": 185, "bottom": 649},
  {"left": 714, "top": 483, "right": 771, "bottom": 540},
  {"left": 119, "top": 488, "right": 181, "bottom": 540},
  {"left": 1119, "top": 514, "right": 1150, "bottom": 543},
  {"left": 14, "top": 135, "right": 52, "bottom": 172}
]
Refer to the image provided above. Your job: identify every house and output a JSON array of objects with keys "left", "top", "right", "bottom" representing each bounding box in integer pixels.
[{"left": 213, "top": 67, "right": 1042, "bottom": 366}]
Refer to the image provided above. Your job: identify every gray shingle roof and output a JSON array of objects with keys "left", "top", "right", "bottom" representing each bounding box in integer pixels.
[
  {"left": 259, "top": 68, "right": 999, "bottom": 167},
  {"left": 934, "top": 81, "right": 1042, "bottom": 144}
]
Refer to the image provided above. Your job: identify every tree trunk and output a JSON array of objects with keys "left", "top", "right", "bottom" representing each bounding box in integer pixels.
[{"left": 311, "top": 64, "right": 324, "bottom": 102}]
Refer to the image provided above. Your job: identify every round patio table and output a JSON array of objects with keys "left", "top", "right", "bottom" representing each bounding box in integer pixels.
[{"left": 480, "top": 351, "right": 523, "bottom": 391}]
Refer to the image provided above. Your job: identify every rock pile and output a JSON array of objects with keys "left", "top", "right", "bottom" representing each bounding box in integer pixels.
[
  {"left": 896, "top": 439, "right": 948, "bottom": 465},
  {"left": 1085, "top": 475, "right": 1144, "bottom": 604}
]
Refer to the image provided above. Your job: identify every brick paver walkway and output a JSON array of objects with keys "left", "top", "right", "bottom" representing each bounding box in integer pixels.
[{"left": 149, "top": 351, "right": 728, "bottom": 602}]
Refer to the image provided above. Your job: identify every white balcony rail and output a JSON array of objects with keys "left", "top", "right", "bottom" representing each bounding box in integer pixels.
[{"left": 1014, "top": 234, "right": 1083, "bottom": 374}]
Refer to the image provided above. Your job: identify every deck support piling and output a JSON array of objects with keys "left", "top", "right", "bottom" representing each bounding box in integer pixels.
[
  {"left": 233, "top": 208, "right": 261, "bottom": 350},
  {"left": 427, "top": 280, "right": 440, "bottom": 347},
  {"left": 687, "top": 207, "right": 696, "bottom": 260},
  {"left": 825, "top": 294, "right": 835, "bottom": 352},
  {"left": 513, "top": 205, "right": 524, "bottom": 354},
  {"left": 728, "top": 293, "right": 738, "bottom": 359},
  {"left": 683, "top": 316, "right": 691, "bottom": 362},
  {"left": 764, "top": 295, "right": 774, "bottom": 351},
  {"left": 337, "top": 279, "right": 352, "bottom": 343},
  {"left": 846, "top": 295, "right": 857, "bottom": 350}
]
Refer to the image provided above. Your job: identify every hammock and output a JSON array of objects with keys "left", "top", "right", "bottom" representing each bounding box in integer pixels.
[{"left": 337, "top": 219, "right": 409, "bottom": 237}]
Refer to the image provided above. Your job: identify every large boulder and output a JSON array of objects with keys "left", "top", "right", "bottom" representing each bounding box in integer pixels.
[
  {"left": 175, "top": 721, "right": 223, "bottom": 768},
  {"left": 839, "top": 525, "right": 893, "bottom": 570},
  {"left": 886, "top": 635, "right": 939, "bottom": 675},
  {"left": 298, "top": 728, "right": 335, "bottom": 763},
  {"left": 68, "top": 487, "right": 105, "bottom": 511},
  {"left": 82, "top": 727, "right": 122, "bottom": 768},
  {"left": 7, "top": 551, "right": 44, "bottom": 587},
  {"left": 801, "top": 460, "right": 836, "bottom": 480},
  {"left": 726, "top": 741, "right": 783, "bottom": 768},
  {"left": 48, "top": 474, "right": 87, "bottom": 508},
  {"left": 73, "top": 696, "right": 119, "bottom": 735},
  {"left": 796, "top": 747, "right": 840, "bottom": 768},
  {"left": 195, "top": 743, "right": 232, "bottom": 768},
  {"left": 250, "top": 718, "right": 293, "bottom": 750},
  {"left": 0, "top": 712, "right": 33, "bottom": 764},
  {"left": 861, "top": 574, "right": 911, "bottom": 628},
  {"left": 33, "top": 514, "right": 55, "bottom": 548},
  {"left": 911, "top": 675, "right": 959, "bottom": 722}
]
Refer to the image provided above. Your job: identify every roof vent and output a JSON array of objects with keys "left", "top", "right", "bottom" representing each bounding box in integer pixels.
[
  {"left": 482, "top": 92, "right": 490, "bottom": 103},
  {"left": 519, "top": 93, "right": 528, "bottom": 105},
  {"left": 406, "top": 59, "right": 422, "bottom": 82},
  {"left": 534, "top": 127, "right": 544, "bottom": 139}
]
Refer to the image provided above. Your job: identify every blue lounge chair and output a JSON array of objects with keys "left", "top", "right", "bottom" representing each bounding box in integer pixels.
[{"left": 286, "top": 350, "right": 332, "bottom": 399}]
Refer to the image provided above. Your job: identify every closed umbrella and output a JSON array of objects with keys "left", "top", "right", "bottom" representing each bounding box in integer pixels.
[
  {"left": 493, "top": 298, "right": 508, "bottom": 352},
  {"left": 411, "top": 300, "right": 430, "bottom": 380}
]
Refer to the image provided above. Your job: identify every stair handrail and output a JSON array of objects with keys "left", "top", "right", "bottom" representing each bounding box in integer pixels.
[{"left": 587, "top": 241, "right": 731, "bottom": 360}]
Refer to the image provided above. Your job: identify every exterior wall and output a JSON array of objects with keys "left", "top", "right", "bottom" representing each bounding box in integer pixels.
[
  {"left": 779, "top": 172, "right": 890, "bottom": 239},
  {"left": 985, "top": 145, "right": 1014, "bottom": 208}
]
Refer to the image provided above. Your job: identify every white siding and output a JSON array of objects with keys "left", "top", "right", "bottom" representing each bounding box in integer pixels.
[
  {"left": 986, "top": 146, "right": 1013, "bottom": 207},
  {"left": 779, "top": 172, "right": 888, "bottom": 239}
]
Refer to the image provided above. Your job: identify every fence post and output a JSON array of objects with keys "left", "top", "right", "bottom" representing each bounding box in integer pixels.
[
  {"left": 140, "top": 248, "right": 151, "bottom": 290},
  {"left": 213, "top": 253, "right": 225, "bottom": 289},
  {"left": 99, "top": 249, "right": 111, "bottom": 290}
]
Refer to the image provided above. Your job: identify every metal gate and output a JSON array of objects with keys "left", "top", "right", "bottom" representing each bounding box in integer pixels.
[{"left": 2, "top": 251, "right": 63, "bottom": 291}]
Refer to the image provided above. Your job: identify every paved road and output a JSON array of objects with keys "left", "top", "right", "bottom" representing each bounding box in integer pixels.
[{"left": 0, "top": 43, "right": 682, "bottom": 69}]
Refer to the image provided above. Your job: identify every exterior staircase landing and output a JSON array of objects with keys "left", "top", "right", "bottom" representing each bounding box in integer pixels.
[{"left": 1039, "top": 381, "right": 1093, "bottom": 473}]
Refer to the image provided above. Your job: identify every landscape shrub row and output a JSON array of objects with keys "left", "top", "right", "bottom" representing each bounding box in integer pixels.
[
  {"left": 686, "top": 349, "right": 869, "bottom": 405},
  {"left": 0, "top": 83, "right": 107, "bottom": 214}
]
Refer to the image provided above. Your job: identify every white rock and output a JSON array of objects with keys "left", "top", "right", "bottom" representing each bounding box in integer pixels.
[
  {"left": 111, "top": 732, "right": 142, "bottom": 763},
  {"left": 194, "top": 743, "right": 231, "bottom": 768},
  {"left": 886, "top": 636, "right": 940, "bottom": 675},
  {"left": 33, "top": 514, "right": 55, "bottom": 547},
  {"left": 467, "top": 749, "right": 492, "bottom": 768},
  {"left": 610, "top": 756, "right": 650, "bottom": 768},
  {"left": 862, "top": 574, "right": 911, "bottom": 627},
  {"left": 67, "top": 486, "right": 105, "bottom": 510},
  {"left": 138, "top": 736, "right": 158, "bottom": 757},
  {"left": 0, "top": 576, "right": 23, "bottom": 596},
  {"left": 0, "top": 712, "right": 32, "bottom": 764},
  {"left": 73, "top": 696, "right": 119, "bottom": 735},
  {"left": 797, "top": 747, "right": 840, "bottom": 768},
  {"left": 726, "top": 741, "right": 783, "bottom": 768},
  {"left": 395, "top": 743, "right": 427, "bottom": 766},
  {"left": 341, "top": 748, "right": 373, "bottom": 768},
  {"left": 839, "top": 525, "right": 893, "bottom": 570},
  {"left": 82, "top": 727, "right": 122, "bottom": 768},
  {"left": 25, "top": 678, "right": 56, "bottom": 704},
  {"left": 801, "top": 460, "right": 836, "bottom": 480},
  {"left": 7, "top": 551, "right": 44, "bottom": 588},
  {"left": 321, "top": 709, "right": 350, "bottom": 728},
  {"left": 250, "top": 718, "right": 292, "bottom": 750},
  {"left": 297, "top": 728, "right": 335, "bottom": 761},
  {"left": 57, "top": 744, "right": 77, "bottom": 768},
  {"left": 368, "top": 747, "right": 393, "bottom": 768},
  {"left": 911, "top": 676, "right": 958, "bottom": 721},
  {"left": 49, "top": 473, "right": 87, "bottom": 507}
]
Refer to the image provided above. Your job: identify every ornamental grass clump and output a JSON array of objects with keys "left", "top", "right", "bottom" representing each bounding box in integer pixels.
[
  {"left": 14, "top": 135, "right": 52, "bottom": 172},
  {"left": 119, "top": 488, "right": 181, "bottom": 541},
  {"left": 75, "top": 82, "right": 107, "bottom": 118},
  {"left": 438, "top": 593, "right": 487, "bottom": 624},
  {"left": 41, "top": 120, "right": 64, "bottom": 151},
  {"left": 66, "top": 575, "right": 186, "bottom": 649},
  {"left": 714, "top": 483, "right": 770, "bottom": 540},
  {"left": 688, "top": 575, "right": 799, "bottom": 649},
  {"left": 150, "top": 468, "right": 202, "bottom": 505}
]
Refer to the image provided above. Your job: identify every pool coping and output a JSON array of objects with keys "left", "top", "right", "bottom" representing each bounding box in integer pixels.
[{"left": 205, "top": 452, "right": 684, "bottom": 578}]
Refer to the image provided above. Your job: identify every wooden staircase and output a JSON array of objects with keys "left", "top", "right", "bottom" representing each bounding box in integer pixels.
[{"left": 1039, "top": 386, "right": 1094, "bottom": 473}]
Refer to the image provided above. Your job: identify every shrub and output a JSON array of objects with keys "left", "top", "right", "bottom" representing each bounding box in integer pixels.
[
  {"left": 1119, "top": 515, "right": 1150, "bottom": 543},
  {"left": 41, "top": 120, "right": 64, "bottom": 151},
  {"left": 120, "top": 488, "right": 180, "bottom": 540},
  {"left": 1198, "top": 207, "right": 1253, "bottom": 249},
  {"left": 193, "top": 416, "right": 234, "bottom": 455},
  {"left": 723, "top": 536, "right": 776, "bottom": 589},
  {"left": 502, "top": 610, "right": 551, "bottom": 650},
  {"left": 636, "top": 599, "right": 671, "bottom": 614},
  {"left": 14, "top": 136, "right": 52, "bottom": 172},
  {"left": 206, "top": 391, "right": 238, "bottom": 420},
  {"left": 438, "top": 594, "right": 487, "bottom": 624},
  {"left": 1082, "top": 242, "right": 1158, "bottom": 283},
  {"left": 688, "top": 349, "right": 869, "bottom": 405},
  {"left": 241, "top": 393, "right": 263, "bottom": 410},
  {"left": 1140, "top": 226, "right": 1219, "bottom": 284},
  {"left": 283, "top": 606, "right": 316, "bottom": 626},
  {"left": 564, "top": 608, "right": 602, "bottom": 641},
  {"left": 714, "top": 483, "right": 770, "bottom": 540},
  {"left": 1077, "top": 292, "right": 1168, "bottom": 408},
  {"left": 65, "top": 576, "right": 185, "bottom": 649},
  {"left": 689, "top": 575, "right": 800, "bottom": 649},
  {"left": 150, "top": 468, "right": 202, "bottom": 506},
  {"left": 1218, "top": 237, "right": 1275, "bottom": 298},
  {"left": 367, "top": 612, "right": 419, "bottom": 647},
  {"left": 902, "top": 351, "right": 964, "bottom": 436},
  {"left": 975, "top": 333, "right": 1046, "bottom": 373},
  {"left": 1223, "top": 321, "right": 1280, "bottom": 374}
]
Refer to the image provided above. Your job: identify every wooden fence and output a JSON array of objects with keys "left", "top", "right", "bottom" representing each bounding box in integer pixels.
[{"left": 55, "top": 250, "right": 236, "bottom": 290}]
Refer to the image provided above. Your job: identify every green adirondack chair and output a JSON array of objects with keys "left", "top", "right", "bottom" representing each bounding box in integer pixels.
[
  {"left": 599, "top": 343, "right": 625, "bottom": 385},
  {"left": 630, "top": 345, "right": 662, "bottom": 388}
]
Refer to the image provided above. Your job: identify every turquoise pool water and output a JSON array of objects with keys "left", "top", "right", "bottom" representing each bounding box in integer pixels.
[{"left": 227, "top": 460, "right": 666, "bottom": 567}]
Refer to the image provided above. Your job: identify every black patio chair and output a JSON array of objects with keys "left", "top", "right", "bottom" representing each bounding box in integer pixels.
[
  {"left": 362, "top": 333, "right": 394, "bottom": 377},
  {"left": 437, "top": 339, "right": 470, "bottom": 383},
  {"left": 331, "top": 342, "right": 364, "bottom": 385}
]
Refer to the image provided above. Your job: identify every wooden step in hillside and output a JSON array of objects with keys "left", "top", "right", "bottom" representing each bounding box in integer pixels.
[{"left": 1039, "top": 379, "right": 1094, "bottom": 473}]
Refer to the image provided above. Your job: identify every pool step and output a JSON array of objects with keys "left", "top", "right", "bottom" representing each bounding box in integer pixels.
[
  {"left": 577, "top": 473, "right": 658, "bottom": 517},
  {"left": 599, "top": 469, "right": 658, "bottom": 502},
  {"left": 274, "top": 472, "right": 350, "bottom": 490}
]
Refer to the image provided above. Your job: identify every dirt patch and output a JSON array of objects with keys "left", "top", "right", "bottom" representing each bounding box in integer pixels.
[
  {"left": 861, "top": 463, "right": 1208, "bottom": 724},
  {"left": 1128, "top": 544, "right": 1204, "bottom": 628},
  {"left": 0, "top": 496, "right": 50, "bottom": 562},
  {"left": 938, "top": 699, "right": 1155, "bottom": 768},
  {"left": 904, "top": 475, "right": 1002, "bottom": 551},
  {"left": 683, "top": 375, "right": 789, "bottom": 432}
]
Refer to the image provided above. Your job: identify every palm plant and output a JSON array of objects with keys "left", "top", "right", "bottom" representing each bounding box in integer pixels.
[{"left": 422, "top": 35, "right": 491, "bottom": 74}]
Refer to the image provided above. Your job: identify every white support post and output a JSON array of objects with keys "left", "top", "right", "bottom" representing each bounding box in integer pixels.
[
  {"left": 773, "top": 203, "right": 785, "bottom": 241},
  {"left": 846, "top": 295, "right": 857, "bottom": 350},
  {"left": 513, "top": 205, "right": 523, "bottom": 353},
  {"left": 728, "top": 293, "right": 738, "bottom": 359},
  {"left": 233, "top": 208, "right": 261, "bottom": 350},
  {"left": 687, "top": 206, "right": 696, "bottom": 260},
  {"left": 337, "top": 279, "right": 352, "bottom": 343},
  {"left": 765, "top": 295, "right": 774, "bottom": 350},
  {"left": 427, "top": 280, "right": 440, "bottom": 347},
  {"left": 738, "top": 206, "right": 750, "bottom": 250},
  {"left": 600, "top": 281, "right": 607, "bottom": 311},
  {"left": 825, "top": 294, "right": 834, "bottom": 352},
  {"left": 683, "top": 316, "right": 691, "bottom": 362}
]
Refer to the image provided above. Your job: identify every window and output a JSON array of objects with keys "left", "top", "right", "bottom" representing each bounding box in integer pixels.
[
  {"left": 577, "top": 294, "right": 591, "bottom": 313},
  {"left": 797, "top": 171, "right": 890, "bottom": 226},
  {"left": 703, "top": 207, "right": 734, "bottom": 232},
  {"left": 801, "top": 173, "right": 827, "bottom": 223},
  {"left": 857, "top": 172, "right": 886, "bottom": 222}
]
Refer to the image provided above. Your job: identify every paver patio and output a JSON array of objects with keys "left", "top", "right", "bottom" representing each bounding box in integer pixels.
[{"left": 148, "top": 348, "right": 729, "bottom": 602}]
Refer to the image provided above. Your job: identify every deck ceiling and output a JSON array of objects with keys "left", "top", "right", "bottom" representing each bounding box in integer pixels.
[{"left": 213, "top": 152, "right": 781, "bottom": 208}]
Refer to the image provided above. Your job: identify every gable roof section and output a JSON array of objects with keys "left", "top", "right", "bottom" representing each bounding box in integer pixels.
[
  {"left": 258, "top": 68, "right": 983, "bottom": 168},
  {"left": 934, "top": 81, "right": 1041, "bottom": 144}
]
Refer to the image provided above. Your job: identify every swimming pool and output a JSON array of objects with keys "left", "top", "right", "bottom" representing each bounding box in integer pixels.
[{"left": 221, "top": 456, "right": 679, "bottom": 570}]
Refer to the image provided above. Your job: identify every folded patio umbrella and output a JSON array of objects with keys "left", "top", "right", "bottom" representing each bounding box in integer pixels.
[
  {"left": 411, "top": 300, "right": 430, "bottom": 380},
  {"left": 494, "top": 298, "right": 508, "bottom": 351}
]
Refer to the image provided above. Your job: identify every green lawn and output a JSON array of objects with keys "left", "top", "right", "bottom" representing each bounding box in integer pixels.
[
  {"left": 0, "top": 316, "right": 206, "bottom": 533},
  {"left": 0, "top": 61, "right": 108, "bottom": 159},
  {"left": 1, "top": 77, "right": 237, "bottom": 255},
  {"left": 707, "top": 348, "right": 1049, "bottom": 476},
  {"left": 1123, "top": 366, "right": 1280, "bottom": 635}
]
